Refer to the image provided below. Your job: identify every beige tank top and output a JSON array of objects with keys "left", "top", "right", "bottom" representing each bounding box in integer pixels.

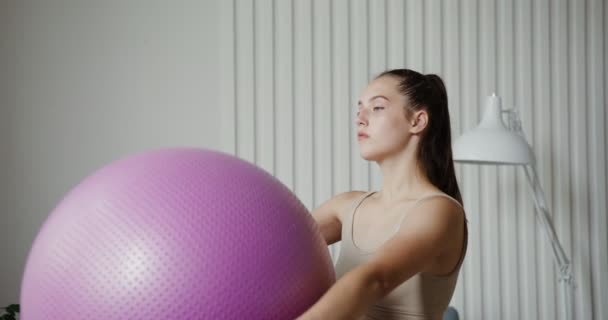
[{"left": 334, "top": 191, "right": 468, "bottom": 320}]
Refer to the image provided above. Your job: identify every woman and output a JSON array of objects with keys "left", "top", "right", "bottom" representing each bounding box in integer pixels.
[{"left": 297, "top": 69, "right": 467, "bottom": 320}]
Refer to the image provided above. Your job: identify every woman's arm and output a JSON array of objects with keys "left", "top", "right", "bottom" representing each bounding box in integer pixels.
[
  {"left": 297, "top": 197, "right": 464, "bottom": 320},
  {"left": 296, "top": 262, "right": 384, "bottom": 319}
]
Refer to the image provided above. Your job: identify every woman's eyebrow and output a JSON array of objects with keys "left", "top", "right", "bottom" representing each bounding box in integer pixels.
[{"left": 357, "top": 95, "right": 390, "bottom": 106}]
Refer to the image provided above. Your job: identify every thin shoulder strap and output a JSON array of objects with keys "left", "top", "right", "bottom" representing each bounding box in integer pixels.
[
  {"left": 344, "top": 191, "right": 376, "bottom": 239},
  {"left": 348, "top": 191, "right": 376, "bottom": 216}
]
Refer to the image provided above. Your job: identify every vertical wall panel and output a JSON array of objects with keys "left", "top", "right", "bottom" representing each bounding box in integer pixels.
[
  {"left": 329, "top": 0, "right": 352, "bottom": 260},
  {"left": 312, "top": 0, "right": 332, "bottom": 209},
  {"left": 587, "top": 1, "right": 608, "bottom": 319},
  {"left": 368, "top": 0, "right": 385, "bottom": 192},
  {"left": 550, "top": 1, "right": 573, "bottom": 319},
  {"left": 235, "top": 0, "right": 255, "bottom": 162},
  {"left": 570, "top": 1, "right": 593, "bottom": 319},
  {"left": 460, "top": 0, "right": 484, "bottom": 318},
  {"left": 424, "top": 0, "right": 442, "bottom": 73},
  {"left": 442, "top": 0, "right": 465, "bottom": 313},
  {"left": 497, "top": 1, "right": 520, "bottom": 319},
  {"left": 386, "top": 0, "right": 405, "bottom": 69},
  {"left": 405, "top": 1, "right": 424, "bottom": 70},
  {"left": 532, "top": 1, "right": 557, "bottom": 319},
  {"left": 219, "top": 0, "right": 236, "bottom": 155},
  {"left": 515, "top": 1, "right": 539, "bottom": 319},
  {"left": 273, "top": 0, "right": 294, "bottom": 190},
  {"left": 293, "top": 0, "right": 314, "bottom": 208},
  {"left": 350, "top": 0, "right": 370, "bottom": 192},
  {"left": 331, "top": 0, "right": 351, "bottom": 195},
  {"left": 479, "top": 1, "right": 502, "bottom": 318},
  {"left": 221, "top": 1, "right": 607, "bottom": 319},
  {"left": 255, "top": 0, "right": 275, "bottom": 175}
]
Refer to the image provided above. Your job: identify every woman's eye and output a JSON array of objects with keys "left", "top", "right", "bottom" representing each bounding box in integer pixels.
[{"left": 373, "top": 106, "right": 384, "bottom": 111}]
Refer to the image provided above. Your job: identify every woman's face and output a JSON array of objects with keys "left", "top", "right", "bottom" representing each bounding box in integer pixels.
[{"left": 356, "top": 76, "right": 413, "bottom": 162}]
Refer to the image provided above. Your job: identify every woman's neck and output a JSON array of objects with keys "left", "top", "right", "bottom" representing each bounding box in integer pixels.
[{"left": 375, "top": 148, "right": 436, "bottom": 204}]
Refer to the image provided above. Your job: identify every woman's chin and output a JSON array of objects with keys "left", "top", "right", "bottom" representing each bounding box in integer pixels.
[{"left": 359, "top": 150, "right": 380, "bottom": 162}]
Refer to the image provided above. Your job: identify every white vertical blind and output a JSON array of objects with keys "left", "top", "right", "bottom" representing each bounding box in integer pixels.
[
  {"left": 220, "top": 1, "right": 607, "bottom": 319},
  {"left": 496, "top": 1, "right": 521, "bottom": 319}
]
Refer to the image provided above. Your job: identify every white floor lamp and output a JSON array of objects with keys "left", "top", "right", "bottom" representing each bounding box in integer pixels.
[{"left": 452, "top": 93, "right": 574, "bottom": 320}]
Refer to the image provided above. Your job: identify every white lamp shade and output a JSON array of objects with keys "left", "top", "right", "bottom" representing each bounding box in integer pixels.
[{"left": 453, "top": 94, "right": 535, "bottom": 165}]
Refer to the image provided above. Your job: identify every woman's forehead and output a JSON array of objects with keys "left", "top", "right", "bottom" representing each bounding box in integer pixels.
[{"left": 360, "top": 76, "right": 403, "bottom": 102}]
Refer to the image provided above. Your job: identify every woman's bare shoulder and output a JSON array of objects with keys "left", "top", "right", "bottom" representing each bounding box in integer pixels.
[
  {"left": 333, "top": 190, "right": 369, "bottom": 218},
  {"left": 310, "top": 191, "right": 367, "bottom": 245},
  {"left": 313, "top": 190, "right": 368, "bottom": 222},
  {"left": 332, "top": 190, "right": 368, "bottom": 202},
  {"left": 404, "top": 194, "right": 464, "bottom": 227}
]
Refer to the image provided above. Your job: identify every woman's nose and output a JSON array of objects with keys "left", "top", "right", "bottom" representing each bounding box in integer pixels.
[{"left": 356, "top": 110, "right": 368, "bottom": 126}]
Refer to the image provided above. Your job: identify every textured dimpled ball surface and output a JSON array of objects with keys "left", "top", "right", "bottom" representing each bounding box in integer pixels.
[{"left": 21, "top": 148, "right": 335, "bottom": 319}]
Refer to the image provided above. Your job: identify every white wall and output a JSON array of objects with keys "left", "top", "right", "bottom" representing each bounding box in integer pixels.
[
  {"left": 0, "top": 0, "right": 221, "bottom": 306},
  {"left": 220, "top": 1, "right": 607, "bottom": 320}
]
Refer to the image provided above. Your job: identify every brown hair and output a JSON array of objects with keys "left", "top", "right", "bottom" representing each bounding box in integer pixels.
[{"left": 377, "top": 69, "right": 463, "bottom": 205}]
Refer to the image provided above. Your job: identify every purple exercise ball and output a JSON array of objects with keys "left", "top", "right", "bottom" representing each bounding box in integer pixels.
[{"left": 21, "top": 148, "right": 335, "bottom": 319}]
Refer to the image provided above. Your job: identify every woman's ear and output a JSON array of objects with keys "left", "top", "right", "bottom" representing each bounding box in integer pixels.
[{"left": 409, "top": 110, "right": 428, "bottom": 134}]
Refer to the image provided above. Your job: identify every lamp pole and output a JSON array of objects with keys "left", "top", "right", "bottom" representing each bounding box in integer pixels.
[
  {"left": 523, "top": 164, "right": 574, "bottom": 320},
  {"left": 507, "top": 107, "right": 574, "bottom": 320}
]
